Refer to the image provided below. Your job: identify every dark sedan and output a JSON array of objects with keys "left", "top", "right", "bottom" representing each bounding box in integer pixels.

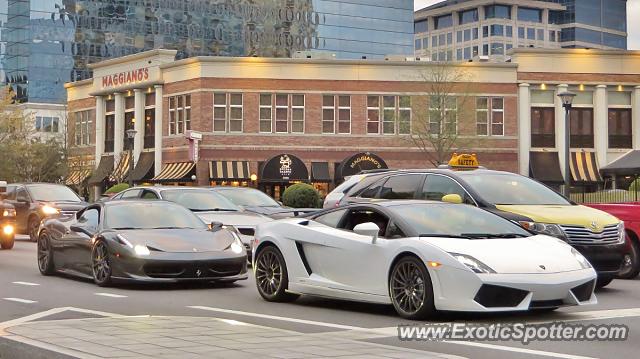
[
  {"left": 209, "top": 187, "right": 317, "bottom": 219},
  {"left": 36, "top": 200, "right": 248, "bottom": 286}
]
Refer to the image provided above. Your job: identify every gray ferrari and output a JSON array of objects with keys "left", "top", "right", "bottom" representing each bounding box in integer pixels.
[{"left": 37, "top": 200, "right": 248, "bottom": 286}]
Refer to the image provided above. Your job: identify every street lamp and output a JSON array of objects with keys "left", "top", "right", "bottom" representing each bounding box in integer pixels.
[
  {"left": 125, "top": 129, "right": 137, "bottom": 187},
  {"left": 557, "top": 91, "right": 576, "bottom": 197}
]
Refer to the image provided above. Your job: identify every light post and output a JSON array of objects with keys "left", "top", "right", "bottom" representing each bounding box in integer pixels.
[
  {"left": 125, "top": 128, "right": 137, "bottom": 187},
  {"left": 557, "top": 92, "right": 576, "bottom": 197}
]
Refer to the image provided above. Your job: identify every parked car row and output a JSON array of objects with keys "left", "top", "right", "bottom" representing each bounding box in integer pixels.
[{"left": 1, "top": 153, "right": 634, "bottom": 320}]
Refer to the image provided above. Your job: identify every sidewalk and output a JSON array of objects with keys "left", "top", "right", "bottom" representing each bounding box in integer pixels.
[{"left": 0, "top": 315, "right": 458, "bottom": 359}]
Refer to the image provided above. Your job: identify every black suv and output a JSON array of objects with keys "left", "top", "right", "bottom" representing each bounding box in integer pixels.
[
  {"left": 4, "top": 183, "right": 88, "bottom": 241},
  {"left": 339, "top": 168, "right": 626, "bottom": 288},
  {"left": 0, "top": 181, "right": 16, "bottom": 249}
]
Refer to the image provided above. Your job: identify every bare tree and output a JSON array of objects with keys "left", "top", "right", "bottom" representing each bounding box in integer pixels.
[{"left": 409, "top": 64, "right": 476, "bottom": 167}]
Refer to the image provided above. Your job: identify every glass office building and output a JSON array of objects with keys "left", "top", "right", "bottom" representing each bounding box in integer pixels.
[{"left": 1, "top": 0, "right": 414, "bottom": 104}]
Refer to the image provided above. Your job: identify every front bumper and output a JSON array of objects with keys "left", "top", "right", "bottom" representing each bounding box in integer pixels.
[
  {"left": 431, "top": 267, "right": 597, "bottom": 312},
  {"left": 572, "top": 242, "right": 625, "bottom": 278},
  {"left": 111, "top": 251, "right": 248, "bottom": 283}
]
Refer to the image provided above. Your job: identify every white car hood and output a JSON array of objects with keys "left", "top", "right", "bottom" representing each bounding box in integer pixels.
[
  {"left": 424, "top": 235, "right": 584, "bottom": 274},
  {"left": 195, "top": 211, "right": 272, "bottom": 227}
]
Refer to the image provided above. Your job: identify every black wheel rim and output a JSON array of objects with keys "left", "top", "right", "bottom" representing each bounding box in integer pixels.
[
  {"left": 37, "top": 234, "right": 49, "bottom": 272},
  {"left": 256, "top": 250, "right": 282, "bottom": 296},
  {"left": 29, "top": 220, "right": 38, "bottom": 239},
  {"left": 92, "top": 243, "right": 110, "bottom": 283},
  {"left": 391, "top": 261, "right": 426, "bottom": 315}
]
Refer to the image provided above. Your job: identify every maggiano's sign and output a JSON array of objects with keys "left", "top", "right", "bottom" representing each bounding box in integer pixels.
[{"left": 102, "top": 68, "right": 150, "bottom": 88}]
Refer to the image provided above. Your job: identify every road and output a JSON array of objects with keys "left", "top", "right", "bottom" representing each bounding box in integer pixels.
[{"left": 1, "top": 236, "right": 639, "bottom": 359}]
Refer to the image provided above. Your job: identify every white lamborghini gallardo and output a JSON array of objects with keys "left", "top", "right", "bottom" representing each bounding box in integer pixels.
[{"left": 252, "top": 201, "right": 597, "bottom": 320}]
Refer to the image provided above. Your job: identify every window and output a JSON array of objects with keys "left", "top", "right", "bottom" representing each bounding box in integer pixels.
[
  {"left": 360, "top": 180, "right": 383, "bottom": 198},
  {"left": 213, "top": 93, "right": 242, "bottom": 133},
  {"left": 420, "top": 175, "right": 473, "bottom": 204},
  {"left": 260, "top": 94, "right": 304, "bottom": 134},
  {"left": 322, "top": 95, "right": 351, "bottom": 134},
  {"left": 367, "top": 96, "right": 411, "bottom": 135},
  {"left": 482, "top": 44, "right": 489, "bottom": 56},
  {"left": 340, "top": 209, "right": 389, "bottom": 237},
  {"left": 423, "top": 38, "right": 429, "bottom": 49},
  {"left": 457, "top": 31, "right": 462, "bottom": 43},
  {"left": 74, "top": 111, "right": 91, "bottom": 146},
  {"left": 169, "top": 94, "right": 191, "bottom": 135},
  {"left": 414, "top": 20, "right": 428, "bottom": 33},
  {"left": 570, "top": 108, "right": 594, "bottom": 148},
  {"left": 456, "top": 49, "right": 462, "bottom": 60},
  {"left": 415, "top": 39, "right": 422, "bottom": 50},
  {"left": 531, "top": 107, "right": 555, "bottom": 148},
  {"left": 485, "top": 5, "right": 511, "bottom": 19},
  {"left": 476, "top": 97, "right": 504, "bottom": 136},
  {"left": 35, "top": 116, "right": 60, "bottom": 133},
  {"left": 459, "top": 9, "right": 478, "bottom": 25},
  {"left": 439, "top": 34, "right": 445, "bottom": 46},
  {"left": 434, "top": 14, "right": 453, "bottom": 29},
  {"left": 537, "top": 29, "right": 544, "bottom": 41},
  {"left": 506, "top": 26, "right": 512, "bottom": 37},
  {"left": 429, "top": 96, "right": 457, "bottom": 134},
  {"left": 120, "top": 189, "right": 142, "bottom": 199},
  {"left": 141, "top": 190, "right": 159, "bottom": 199},
  {"left": 483, "top": 26, "right": 489, "bottom": 38},
  {"left": 518, "top": 27, "right": 525, "bottom": 39},
  {"left": 315, "top": 209, "right": 347, "bottom": 228},
  {"left": 472, "top": 46, "right": 479, "bottom": 56},
  {"left": 472, "top": 28, "right": 479, "bottom": 40},
  {"left": 549, "top": 30, "right": 556, "bottom": 42},
  {"left": 447, "top": 32, "right": 453, "bottom": 45},
  {"left": 608, "top": 109, "right": 632, "bottom": 149},
  {"left": 490, "top": 24, "right": 503, "bottom": 37},
  {"left": 463, "top": 29, "right": 471, "bottom": 42},
  {"left": 518, "top": 7, "right": 542, "bottom": 23},
  {"left": 379, "top": 175, "right": 423, "bottom": 200},
  {"left": 491, "top": 43, "right": 504, "bottom": 55},
  {"left": 78, "top": 208, "right": 99, "bottom": 232},
  {"left": 463, "top": 47, "right": 471, "bottom": 59},
  {"left": 432, "top": 35, "right": 438, "bottom": 47},
  {"left": 527, "top": 28, "right": 535, "bottom": 40}
]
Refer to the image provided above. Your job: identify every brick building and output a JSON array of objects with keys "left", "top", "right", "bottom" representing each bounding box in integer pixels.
[{"left": 65, "top": 48, "right": 640, "bottom": 200}]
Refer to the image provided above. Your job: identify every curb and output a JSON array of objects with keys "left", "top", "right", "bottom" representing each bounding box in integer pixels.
[{"left": 0, "top": 336, "right": 78, "bottom": 359}]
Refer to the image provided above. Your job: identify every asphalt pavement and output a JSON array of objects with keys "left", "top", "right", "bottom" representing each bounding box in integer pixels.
[{"left": 1, "top": 236, "right": 639, "bottom": 359}]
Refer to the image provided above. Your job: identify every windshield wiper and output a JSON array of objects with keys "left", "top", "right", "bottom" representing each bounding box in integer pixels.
[
  {"left": 419, "top": 234, "right": 474, "bottom": 239},
  {"left": 461, "top": 233, "right": 528, "bottom": 239},
  {"left": 191, "top": 208, "right": 238, "bottom": 212}
]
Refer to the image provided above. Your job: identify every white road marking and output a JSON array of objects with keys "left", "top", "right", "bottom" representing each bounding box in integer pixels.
[
  {"left": 11, "top": 281, "right": 40, "bottom": 286},
  {"left": 2, "top": 298, "right": 37, "bottom": 304},
  {"left": 0, "top": 307, "right": 124, "bottom": 332},
  {"left": 94, "top": 292, "right": 127, "bottom": 298},
  {"left": 446, "top": 341, "right": 597, "bottom": 359}
]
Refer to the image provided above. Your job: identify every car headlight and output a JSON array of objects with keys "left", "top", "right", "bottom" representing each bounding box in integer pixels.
[
  {"left": 449, "top": 253, "right": 496, "bottom": 274},
  {"left": 134, "top": 244, "right": 151, "bottom": 256},
  {"left": 618, "top": 222, "right": 625, "bottom": 244},
  {"left": 519, "top": 221, "right": 567, "bottom": 241},
  {"left": 41, "top": 205, "right": 60, "bottom": 215},
  {"left": 572, "top": 248, "right": 592, "bottom": 269},
  {"left": 230, "top": 237, "right": 244, "bottom": 254},
  {"left": 2, "top": 209, "right": 16, "bottom": 217},
  {"left": 3, "top": 225, "right": 14, "bottom": 235}
]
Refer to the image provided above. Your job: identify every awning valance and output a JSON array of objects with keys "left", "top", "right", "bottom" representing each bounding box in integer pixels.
[
  {"left": 571, "top": 151, "right": 602, "bottom": 183},
  {"left": 529, "top": 152, "right": 563, "bottom": 184},
  {"left": 210, "top": 161, "right": 251, "bottom": 181},
  {"left": 150, "top": 162, "right": 195, "bottom": 183},
  {"left": 311, "top": 162, "right": 331, "bottom": 182},
  {"left": 601, "top": 150, "right": 640, "bottom": 176},
  {"left": 259, "top": 154, "right": 308, "bottom": 183},
  {"left": 87, "top": 155, "right": 114, "bottom": 185},
  {"left": 127, "top": 152, "right": 155, "bottom": 182},
  {"left": 109, "top": 152, "right": 131, "bottom": 182},
  {"left": 65, "top": 169, "right": 92, "bottom": 186},
  {"left": 335, "top": 152, "right": 387, "bottom": 183}
]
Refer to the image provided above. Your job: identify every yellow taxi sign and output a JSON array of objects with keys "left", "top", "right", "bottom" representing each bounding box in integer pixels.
[{"left": 448, "top": 153, "right": 479, "bottom": 168}]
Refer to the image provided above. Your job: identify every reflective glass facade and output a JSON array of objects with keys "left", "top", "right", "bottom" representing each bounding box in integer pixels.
[{"left": 1, "top": 0, "right": 413, "bottom": 104}]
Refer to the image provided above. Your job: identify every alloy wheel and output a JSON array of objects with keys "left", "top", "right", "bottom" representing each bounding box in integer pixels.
[
  {"left": 391, "top": 260, "right": 427, "bottom": 315},
  {"left": 92, "top": 242, "right": 111, "bottom": 284},
  {"left": 256, "top": 250, "right": 282, "bottom": 296},
  {"left": 37, "top": 233, "right": 51, "bottom": 274}
]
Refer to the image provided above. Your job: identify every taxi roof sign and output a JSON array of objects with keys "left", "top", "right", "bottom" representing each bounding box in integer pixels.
[{"left": 448, "top": 153, "right": 480, "bottom": 169}]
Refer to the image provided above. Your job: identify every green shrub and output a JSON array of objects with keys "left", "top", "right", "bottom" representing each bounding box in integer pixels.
[
  {"left": 105, "top": 183, "right": 129, "bottom": 194},
  {"left": 282, "top": 183, "right": 320, "bottom": 208},
  {"left": 630, "top": 178, "right": 640, "bottom": 192}
]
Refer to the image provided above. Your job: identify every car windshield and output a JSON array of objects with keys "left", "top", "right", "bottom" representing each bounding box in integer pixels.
[
  {"left": 105, "top": 202, "right": 206, "bottom": 229},
  {"left": 457, "top": 172, "right": 571, "bottom": 205},
  {"left": 162, "top": 190, "right": 240, "bottom": 212},
  {"left": 215, "top": 188, "right": 280, "bottom": 207},
  {"left": 391, "top": 203, "right": 531, "bottom": 238},
  {"left": 27, "top": 184, "right": 82, "bottom": 202}
]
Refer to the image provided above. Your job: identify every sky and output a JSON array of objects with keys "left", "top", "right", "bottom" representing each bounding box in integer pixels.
[{"left": 414, "top": 0, "right": 640, "bottom": 50}]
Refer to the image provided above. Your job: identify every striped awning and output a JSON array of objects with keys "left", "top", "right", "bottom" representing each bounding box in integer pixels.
[
  {"left": 87, "top": 155, "right": 114, "bottom": 185},
  {"left": 151, "top": 162, "right": 196, "bottom": 183},
  {"left": 209, "top": 161, "right": 251, "bottom": 181},
  {"left": 65, "top": 169, "right": 92, "bottom": 186},
  {"left": 571, "top": 151, "right": 603, "bottom": 183},
  {"left": 109, "top": 152, "right": 131, "bottom": 182}
]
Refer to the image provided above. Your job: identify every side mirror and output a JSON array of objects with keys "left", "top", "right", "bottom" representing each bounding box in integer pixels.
[
  {"left": 209, "top": 221, "right": 224, "bottom": 231},
  {"left": 353, "top": 222, "right": 380, "bottom": 243},
  {"left": 442, "top": 194, "right": 463, "bottom": 204},
  {"left": 70, "top": 224, "right": 93, "bottom": 236}
]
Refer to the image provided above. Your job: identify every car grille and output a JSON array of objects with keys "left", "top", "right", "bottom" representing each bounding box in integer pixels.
[
  {"left": 571, "top": 280, "right": 595, "bottom": 302},
  {"left": 560, "top": 224, "right": 620, "bottom": 245},
  {"left": 474, "top": 284, "right": 529, "bottom": 308},
  {"left": 144, "top": 260, "right": 246, "bottom": 279}
]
